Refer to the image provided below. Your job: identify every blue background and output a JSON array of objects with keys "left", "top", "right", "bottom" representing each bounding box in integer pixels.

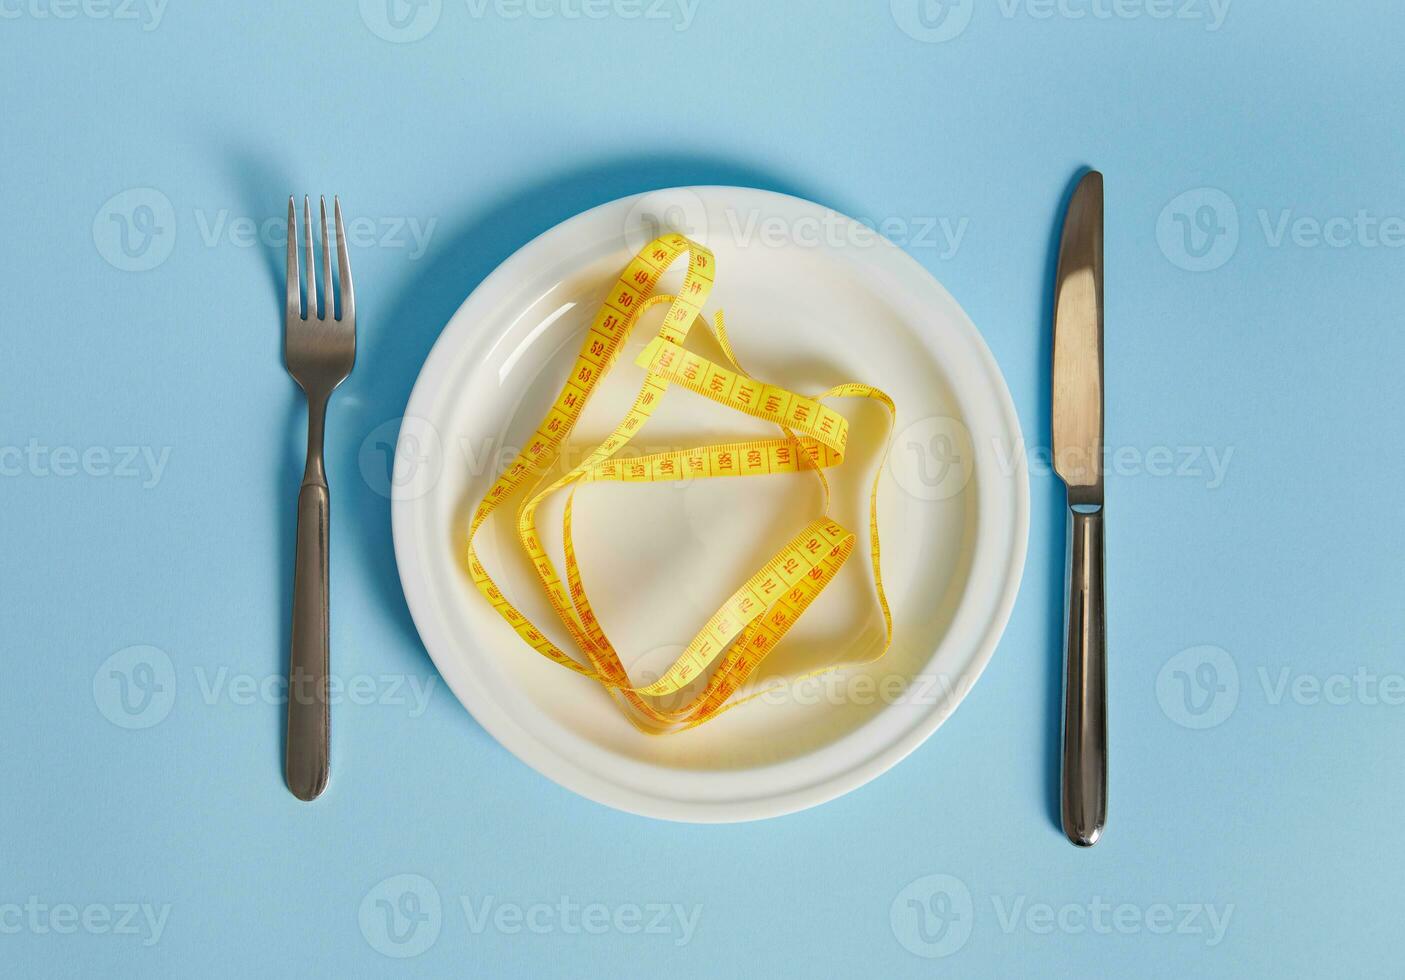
[{"left": 3, "top": 1, "right": 1403, "bottom": 976}]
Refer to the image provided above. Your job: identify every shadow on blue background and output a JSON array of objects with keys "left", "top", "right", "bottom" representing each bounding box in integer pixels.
[{"left": 224, "top": 148, "right": 303, "bottom": 775}]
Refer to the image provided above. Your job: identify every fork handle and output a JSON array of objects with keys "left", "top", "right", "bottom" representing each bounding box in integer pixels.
[{"left": 286, "top": 479, "right": 330, "bottom": 801}]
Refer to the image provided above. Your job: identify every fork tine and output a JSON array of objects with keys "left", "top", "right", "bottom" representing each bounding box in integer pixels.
[
  {"left": 319, "top": 196, "right": 334, "bottom": 321},
  {"left": 303, "top": 196, "right": 317, "bottom": 319},
  {"left": 286, "top": 196, "right": 300, "bottom": 320},
  {"left": 334, "top": 197, "right": 354, "bottom": 323}
]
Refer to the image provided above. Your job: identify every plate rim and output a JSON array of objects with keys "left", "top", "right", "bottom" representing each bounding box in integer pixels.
[{"left": 392, "top": 185, "right": 1030, "bottom": 822}]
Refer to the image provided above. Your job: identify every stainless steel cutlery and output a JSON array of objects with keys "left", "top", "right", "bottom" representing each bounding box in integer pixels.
[
  {"left": 1053, "top": 171, "right": 1107, "bottom": 846},
  {"left": 271, "top": 179, "right": 1104, "bottom": 829},
  {"left": 283, "top": 195, "right": 356, "bottom": 801}
]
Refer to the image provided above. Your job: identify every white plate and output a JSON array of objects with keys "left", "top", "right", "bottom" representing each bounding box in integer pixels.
[{"left": 392, "top": 187, "right": 1028, "bottom": 822}]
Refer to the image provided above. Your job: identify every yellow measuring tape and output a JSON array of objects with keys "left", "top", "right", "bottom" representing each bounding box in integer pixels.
[{"left": 466, "top": 234, "right": 896, "bottom": 734}]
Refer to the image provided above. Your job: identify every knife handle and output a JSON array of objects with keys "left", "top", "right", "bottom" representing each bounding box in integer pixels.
[{"left": 1061, "top": 505, "right": 1107, "bottom": 846}]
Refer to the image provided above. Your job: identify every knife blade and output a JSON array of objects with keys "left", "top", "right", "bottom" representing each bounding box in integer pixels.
[{"left": 1053, "top": 170, "right": 1107, "bottom": 847}]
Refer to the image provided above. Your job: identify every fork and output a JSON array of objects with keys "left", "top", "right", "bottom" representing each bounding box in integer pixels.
[{"left": 284, "top": 195, "right": 355, "bottom": 801}]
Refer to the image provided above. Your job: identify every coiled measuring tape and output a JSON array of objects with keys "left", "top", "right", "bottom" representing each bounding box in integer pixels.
[{"left": 466, "top": 234, "right": 895, "bottom": 734}]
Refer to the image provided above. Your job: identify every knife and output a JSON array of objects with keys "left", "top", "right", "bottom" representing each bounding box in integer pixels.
[{"left": 1053, "top": 170, "right": 1107, "bottom": 847}]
